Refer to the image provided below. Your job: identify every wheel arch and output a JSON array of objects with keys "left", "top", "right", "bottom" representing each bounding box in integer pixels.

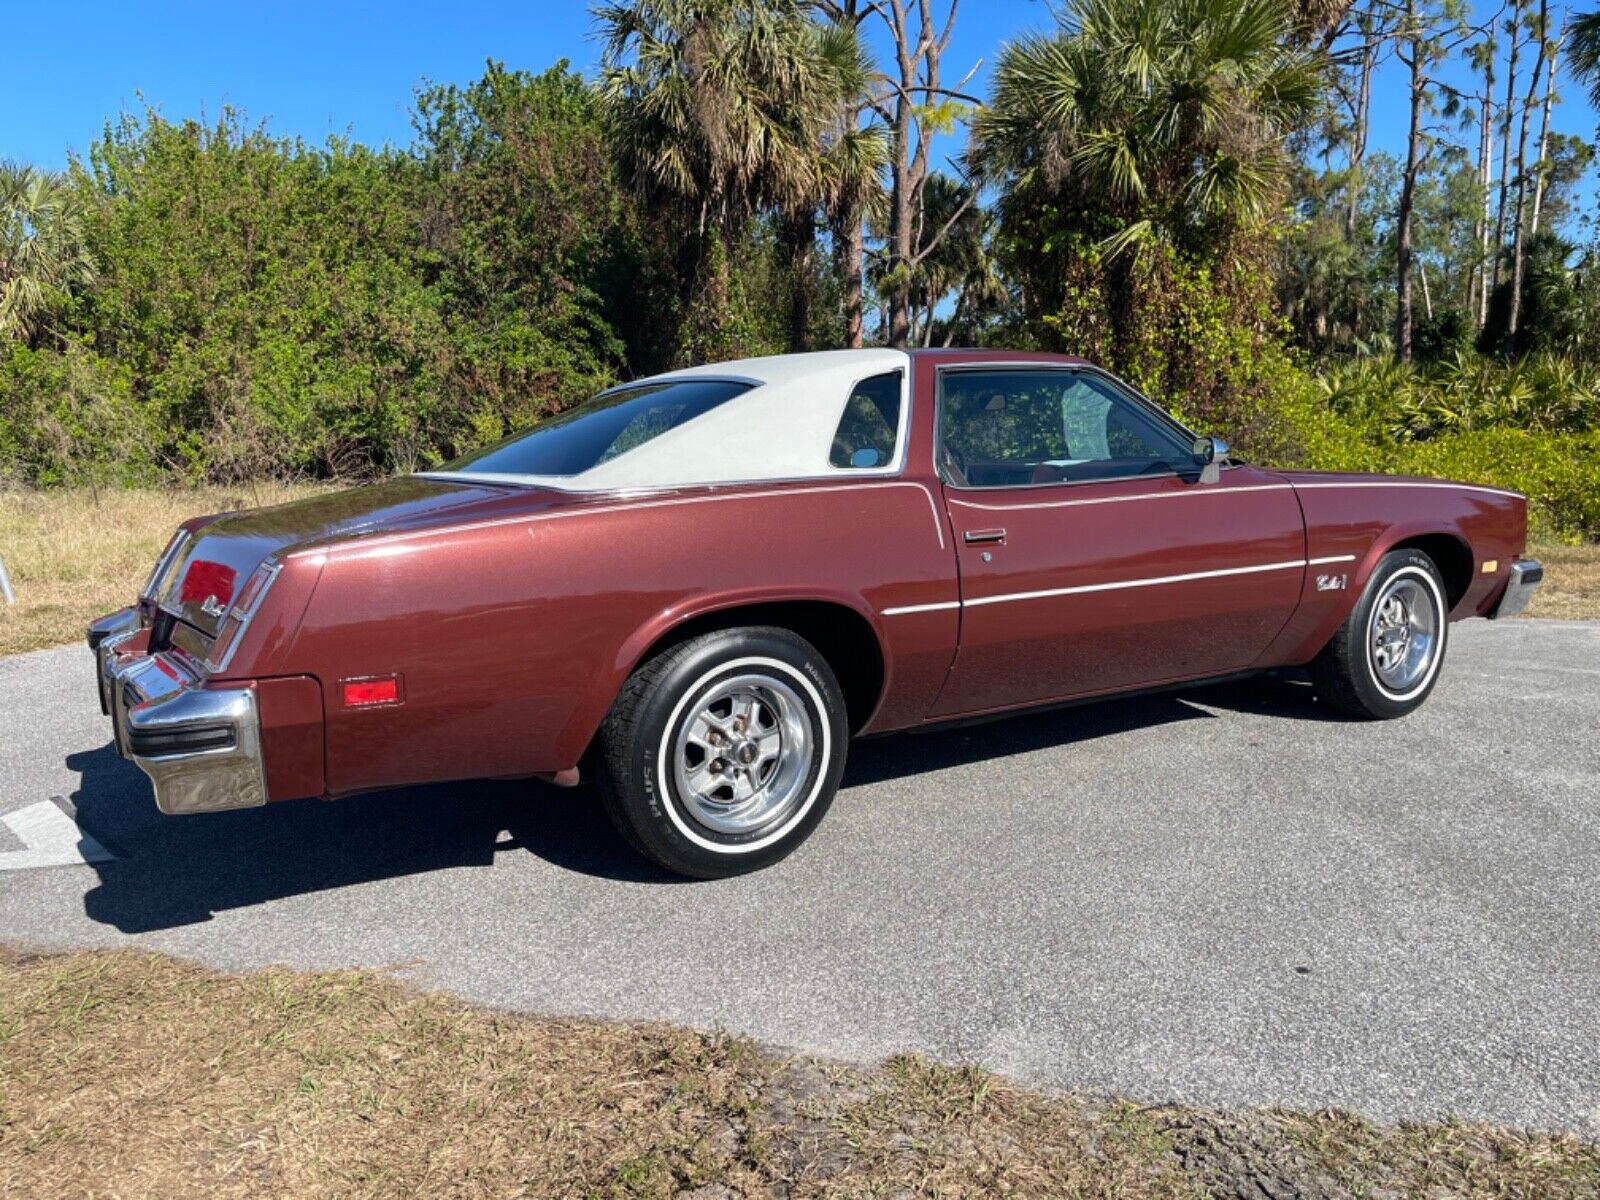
[
  {"left": 568, "top": 592, "right": 892, "bottom": 773},
  {"left": 1372, "top": 529, "right": 1475, "bottom": 614}
]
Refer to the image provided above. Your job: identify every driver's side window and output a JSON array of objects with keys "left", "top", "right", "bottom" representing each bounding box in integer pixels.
[{"left": 937, "top": 369, "right": 1191, "bottom": 488}]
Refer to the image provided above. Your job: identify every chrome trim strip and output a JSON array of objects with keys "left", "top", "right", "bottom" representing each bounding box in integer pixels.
[
  {"left": 204, "top": 560, "right": 282, "bottom": 674},
  {"left": 140, "top": 529, "right": 191, "bottom": 603},
  {"left": 879, "top": 554, "right": 1358, "bottom": 616},
  {"left": 880, "top": 600, "right": 962, "bottom": 616}
]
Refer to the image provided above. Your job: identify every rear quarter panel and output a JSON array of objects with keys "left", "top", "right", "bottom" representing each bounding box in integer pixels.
[
  {"left": 1258, "top": 472, "right": 1527, "bottom": 667},
  {"left": 284, "top": 481, "right": 959, "bottom": 796}
]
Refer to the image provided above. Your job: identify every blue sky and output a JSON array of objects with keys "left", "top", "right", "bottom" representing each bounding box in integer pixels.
[{"left": 5, "top": 1, "right": 1596, "bottom": 228}]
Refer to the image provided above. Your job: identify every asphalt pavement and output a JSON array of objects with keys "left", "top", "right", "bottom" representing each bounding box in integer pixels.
[{"left": 1, "top": 618, "right": 1597, "bottom": 1134}]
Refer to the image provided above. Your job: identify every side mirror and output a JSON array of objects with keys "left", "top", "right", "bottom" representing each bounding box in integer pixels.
[{"left": 1192, "top": 436, "right": 1229, "bottom": 484}]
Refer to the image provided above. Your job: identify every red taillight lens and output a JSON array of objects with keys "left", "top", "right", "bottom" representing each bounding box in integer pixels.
[
  {"left": 342, "top": 677, "right": 400, "bottom": 707},
  {"left": 179, "top": 560, "right": 237, "bottom": 607}
]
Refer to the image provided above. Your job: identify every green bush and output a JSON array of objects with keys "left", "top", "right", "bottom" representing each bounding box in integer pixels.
[
  {"left": 0, "top": 343, "right": 151, "bottom": 486},
  {"left": 1290, "top": 358, "right": 1600, "bottom": 542}
]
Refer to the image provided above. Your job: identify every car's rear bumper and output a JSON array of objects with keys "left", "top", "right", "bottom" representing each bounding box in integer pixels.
[
  {"left": 91, "top": 606, "right": 268, "bottom": 815},
  {"left": 1489, "top": 558, "right": 1543, "bottom": 619}
]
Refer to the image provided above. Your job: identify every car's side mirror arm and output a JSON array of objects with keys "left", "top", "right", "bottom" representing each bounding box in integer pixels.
[{"left": 1192, "top": 436, "right": 1228, "bottom": 485}]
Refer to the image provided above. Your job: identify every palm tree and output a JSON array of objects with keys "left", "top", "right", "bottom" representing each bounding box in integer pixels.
[
  {"left": 776, "top": 18, "right": 884, "bottom": 351},
  {"left": 1569, "top": 9, "right": 1600, "bottom": 109},
  {"left": 972, "top": 0, "right": 1322, "bottom": 259},
  {"left": 594, "top": 0, "right": 842, "bottom": 361},
  {"left": 0, "top": 161, "right": 94, "bottom": 345}
]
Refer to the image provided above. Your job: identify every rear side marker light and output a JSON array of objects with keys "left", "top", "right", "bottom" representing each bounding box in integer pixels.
[{"left": 342, "top": 677, "right": 401, "bottom": 707}]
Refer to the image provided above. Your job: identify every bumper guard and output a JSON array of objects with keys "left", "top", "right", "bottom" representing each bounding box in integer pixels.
[
  {"left": 1490, "top": 558, "right": 1543, "bottom": 619},
  {"left": 92, "top": 608, "right": 268, "bottom": 815}
]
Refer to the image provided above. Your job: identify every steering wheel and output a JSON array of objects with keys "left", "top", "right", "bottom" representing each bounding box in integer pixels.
[{"left": 1139, "top": 459, "right": 1173, "bottom": 476}]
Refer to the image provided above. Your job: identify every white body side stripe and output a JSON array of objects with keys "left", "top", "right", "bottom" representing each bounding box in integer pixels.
[
  {"left": 880, "top": 554, "right": 1358, "bottom": 616},
  {"left": 1292, "top": 480, "right": 1522, "bottom": 499}
]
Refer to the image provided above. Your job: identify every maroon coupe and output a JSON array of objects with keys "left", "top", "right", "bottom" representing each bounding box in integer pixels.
[{"left": 90, "top": 349, "right": 1542, "bottom": 877}]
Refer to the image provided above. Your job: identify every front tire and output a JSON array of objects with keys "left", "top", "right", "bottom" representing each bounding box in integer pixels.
[
  {"left": 596, "top": 626, "right": 849, "bottom": 878},
  {"left": 1312, "top": 548, "right": 1450, "bottom": 719}
]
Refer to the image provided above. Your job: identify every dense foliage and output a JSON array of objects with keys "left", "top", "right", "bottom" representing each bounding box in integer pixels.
[{"left": 1, "top": 0, "right": 1597, "bottom": 538}]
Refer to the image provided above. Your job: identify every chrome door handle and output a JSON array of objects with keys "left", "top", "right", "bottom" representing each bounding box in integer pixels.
[{"left": 963, "top": 528, "right": 1006, "bottom": 544}]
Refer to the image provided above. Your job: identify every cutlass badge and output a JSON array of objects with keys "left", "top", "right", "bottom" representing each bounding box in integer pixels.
[{"left": 1316, "top": 574, "right": 1348, "bottom": 592}]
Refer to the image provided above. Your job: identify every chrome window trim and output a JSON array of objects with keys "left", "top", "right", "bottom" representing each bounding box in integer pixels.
[
  {"left": 931, "top": 361, "right": 1203, "bottom": 493},
  {"left": 822, "top": 367, "right": 912, "bottom": 476},
  {"left": 203, "top": 559, "right": 283, "bottom": 674},
  {"left": 140, "top": 528, "right": 191, "bottom": 603}
]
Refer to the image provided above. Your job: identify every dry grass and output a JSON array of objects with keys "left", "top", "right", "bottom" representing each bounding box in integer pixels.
[
  {"left": 0, "top": 484, "right": 325, "bottom": 657},
  {"left": 1526, "top": 542, "right": 1600, "bottom": 620},
  {"left": 0, "top": 489, "right": 1595, "bottom": 660},
  {"left": 1, "top": 948, "right": 1596, "bottom": 1199}
]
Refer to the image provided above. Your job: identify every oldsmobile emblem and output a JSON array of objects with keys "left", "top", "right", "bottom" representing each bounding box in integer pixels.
[{"left": 200, "top": 594, "right": 226, "bottom": 618}]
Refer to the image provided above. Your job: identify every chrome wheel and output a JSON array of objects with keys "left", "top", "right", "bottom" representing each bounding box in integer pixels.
[
  {"left": 1367, "top": 574, "right": 1439, "bottom": 694},
  {"left": 671, "top": 673, "right": 814, "bottom": 836}
]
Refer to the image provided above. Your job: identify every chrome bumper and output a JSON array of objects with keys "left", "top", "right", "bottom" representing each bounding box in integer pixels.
[
  {"left": 1490, "top": 558, "right": 1543, "bottom": 619},
  {"left": 91, "top": 608, "right": 267, "bottom": 815}
]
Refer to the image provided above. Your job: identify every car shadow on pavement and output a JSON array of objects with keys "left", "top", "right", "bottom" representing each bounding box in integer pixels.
[
  {"left": 68, "top": 677, "right": 1327, "bottom": 932},
  {"left": 69, "top": 744, "right": 685, "bottom": 933}
]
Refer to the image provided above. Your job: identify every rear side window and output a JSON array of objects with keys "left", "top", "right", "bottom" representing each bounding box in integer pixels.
[
  {"left": 829, "top": 372, "right": 903, "bottom": 469},
  {"left": 443, "top": 378, "right": 753, "bottom": 477}
]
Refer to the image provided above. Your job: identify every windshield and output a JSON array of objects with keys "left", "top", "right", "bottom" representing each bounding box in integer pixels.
[{"left": 442, "top": 378, "right": 754, "bottom": 478}]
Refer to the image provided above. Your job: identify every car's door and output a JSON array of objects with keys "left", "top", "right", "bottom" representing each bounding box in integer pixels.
[{"left": 929, "top": 364, "right": 1306, "bottom": 717}]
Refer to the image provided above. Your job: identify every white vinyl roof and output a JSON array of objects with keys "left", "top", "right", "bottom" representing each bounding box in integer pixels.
[{"left": 423, "top": 348, "right": 912, "bottom": 491}]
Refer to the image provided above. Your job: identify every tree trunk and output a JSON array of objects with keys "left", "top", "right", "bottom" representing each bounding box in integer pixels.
[
  {"left": 879, "top": 0, "right": 957, "bottom": 350},
  {"left": 1396, "top": 29, "right": 1424, "bottom": 364},
  {"left": 1471, "top": 71, "right": 1494, "bottom": 329},
  {"left": 780, "top": 209, "right": 815, "bottom": 354},
  {"left": 885, "top": 7, "right": 916, "bottom": 349},
  {"left": 1506, "top": 0, "right": 1549, "bottom": 355},
  {"left": 836, "top": 213, "right": 865, "bottom": 348},
  {"left": 1491, "top": 10, "right": 1524, "bottom": 297},
  {"left": 1529, "top": 18, "right": 1564, "bottom": 237},
  {"left": 1346, "top": 37, "right": 1374, "bottom": 239}
]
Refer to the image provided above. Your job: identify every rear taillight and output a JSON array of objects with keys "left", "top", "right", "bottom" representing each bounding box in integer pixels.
[
  {"left": 203, "top": 561, "right": 281, "bottom": 674},
  {"left": 179, "top": 560, "right": 238, "bottom": 608}
]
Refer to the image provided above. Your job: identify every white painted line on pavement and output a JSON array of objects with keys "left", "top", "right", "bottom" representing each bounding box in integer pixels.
[{"left": 0, "top": 799, "right": 117, "bottom": 871}]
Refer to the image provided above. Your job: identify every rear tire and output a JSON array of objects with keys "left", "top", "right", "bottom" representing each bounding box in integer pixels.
[
  {"left": 1312, "top": 548, "right": 1449, "bottom": 720},
  {"left": 596, "top": 626, "right": 848, "bottom": 878}
]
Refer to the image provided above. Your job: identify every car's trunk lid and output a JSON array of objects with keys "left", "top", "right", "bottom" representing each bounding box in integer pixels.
[{"left": 152, "top": 476, "right": 566, "bottom": 639}]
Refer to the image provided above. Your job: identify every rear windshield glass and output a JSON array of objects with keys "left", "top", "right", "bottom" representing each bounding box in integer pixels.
[{"left": 443, "top": 378, "right": 754, "bottom": 477}]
